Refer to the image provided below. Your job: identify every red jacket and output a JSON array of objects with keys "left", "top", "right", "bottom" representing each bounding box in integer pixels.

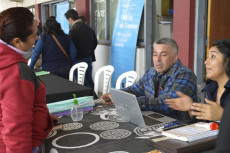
[{"left": 0, "top": 43, "right": 53, "bottom": 153}]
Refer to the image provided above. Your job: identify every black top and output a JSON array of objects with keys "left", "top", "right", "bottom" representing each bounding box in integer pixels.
[
  {"left": 38, "top": 74, "right": 94, "bottom": 103},
  {"left": 201, "top": 80, "right": 230, "bottom": 107},
  {"left": 69, "top": 21, "right": 97, "bottom": 60},
  {"left": 215, "top": 99, "right": 230, "bottom": 153}
]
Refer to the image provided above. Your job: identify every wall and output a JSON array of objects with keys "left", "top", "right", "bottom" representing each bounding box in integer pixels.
[
  {"left": 75, "top": 0, "right": 90, "bottom": 24},
  {"left": 155, "top": 0, "right": 162, "bottom": 16},
  {"left": 173, "top": 0, "right": 195, "bottom": 70},
  {"left": 0, "top": 0, "right": 52, "bottom": 11}
]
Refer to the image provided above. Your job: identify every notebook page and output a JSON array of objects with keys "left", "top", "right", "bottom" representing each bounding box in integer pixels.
[{"left": 161, "top": 122, "right": 218, "bottom": 142}]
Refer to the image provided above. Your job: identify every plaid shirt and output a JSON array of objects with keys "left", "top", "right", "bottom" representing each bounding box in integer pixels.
[{"left": 122, "top": 59, "right": 197, "bottom": 122}]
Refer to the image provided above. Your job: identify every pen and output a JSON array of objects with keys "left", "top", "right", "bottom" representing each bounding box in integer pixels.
[{"left": 164, "top": 122, "right": 179, "bottom": 129}]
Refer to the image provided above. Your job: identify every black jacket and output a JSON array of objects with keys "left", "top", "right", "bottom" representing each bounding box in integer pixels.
[
  {"left": 201, "top": 80, "right": 230, "bottom": 107},
  {"left": 69, "top": 21, "right": 97, "bottom": 61},
  {"left": 215, "top": 99, "right": 230, "bottom": 153}
]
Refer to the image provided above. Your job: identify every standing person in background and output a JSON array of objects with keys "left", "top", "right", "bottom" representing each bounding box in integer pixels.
[
  {"left": 79, "top": 16, "right": 88, "bottom": 24},
  {"left": 0, "top": 7, "right": 56, "bottom": 153},
  {"left": 23, "top": 17, "right": 42, "bottom": 61},
  {"left": 29, "top": 17, "right": 77, "bottom": 79},
  {"left": 65, "top": 9, "right": 98, "bottom": 88}
]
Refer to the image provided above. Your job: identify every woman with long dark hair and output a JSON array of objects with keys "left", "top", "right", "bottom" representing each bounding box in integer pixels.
[
  {"left": 30, "top": 17, "right": 77, "bottom": 79},
  {"left": 166, "top": 39, "right": 230, "bottom": 121}
]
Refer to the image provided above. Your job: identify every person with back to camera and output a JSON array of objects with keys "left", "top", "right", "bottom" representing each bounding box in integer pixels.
[
  {"left": 215, "top": 98, "right": 230, "bottom": 153},
  {"left": 65, "top": 9, "right": 98, "bottom": 88},
  {"left": 0, "top": 7, "right": 59, "bottom": 153},
  {"left": 101, "top": 38, "right": 198, "bottom": 123},
  {"left": 165, "top": 39, "right": 230, "bottom": 121},
  {"left": 29, "top": 17, "right": 77, "bottom": 79}
]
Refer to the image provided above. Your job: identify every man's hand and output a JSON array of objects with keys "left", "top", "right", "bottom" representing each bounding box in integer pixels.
[
  {"left": 100, "top": 93, "right": 114, "bottom": 106},
  {"left": 191, "top": 98, "right": 224, "bottom": 121},
  {"left": 165, "top": 92, "right": 193, "bottom": 111}
]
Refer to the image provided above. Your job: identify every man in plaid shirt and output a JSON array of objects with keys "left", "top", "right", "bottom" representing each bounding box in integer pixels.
[{"left": 101, "top": 38, "right": 197, "bottom": 122}]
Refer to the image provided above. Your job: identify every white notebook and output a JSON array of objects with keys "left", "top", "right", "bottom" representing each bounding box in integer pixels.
[{"left": 161, "top": 122, "right": 219, "bottom": 142}]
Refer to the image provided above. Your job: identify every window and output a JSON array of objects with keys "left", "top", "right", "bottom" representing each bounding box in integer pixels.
[
  {"left": 91, "top": 0, "right": 146, "bottom": 45},
  {"left": 92, "top": 0, "right": 106, "bottom": 40},
  {"left": 91, "top": 0, "right": 118, "bottom": 43}
]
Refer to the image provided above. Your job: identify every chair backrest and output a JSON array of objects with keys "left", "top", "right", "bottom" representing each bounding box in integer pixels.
[
  {"left": 197, "top": 84, "right": 202, "bottom": 101},
  {"left": 69, "top": 62, "right": 88, "bottom": 85},
  {"left": 27, "top": 58, "right": 31, "bottom": 66},
  {"left": 115, "top": 71, "right": 137, "bottom": 89},
  {"left": 94, "top": 65, "right": 114, "bottom": 96}
]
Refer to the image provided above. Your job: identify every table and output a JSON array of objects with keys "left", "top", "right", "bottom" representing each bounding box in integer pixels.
[
  {"left": 45, "top": 106, "right": 156, "bottom": 153},
  {"left": 38, "top": 74, "right": 95, "bottom": 103},
  {"left": 45, "top": 105, "right": 216, "bottom": 153}
]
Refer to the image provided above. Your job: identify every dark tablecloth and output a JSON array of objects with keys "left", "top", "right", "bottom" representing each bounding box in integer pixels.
[
  {"left": 38, "top": 74, "right": 94, "bottom": 103},
  {"left": 45, "top": 108, "right": 155, "bottom": 153},
  {"left": 45, "top": 107, "right": 216, "bottom": 153}
]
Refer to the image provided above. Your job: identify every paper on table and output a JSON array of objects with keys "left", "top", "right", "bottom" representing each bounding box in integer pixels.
[
  {"left": 35, "top": 71, "right": 50, "bottom": 76},
  {"left": 162, "top": 122, "right": 219, "bottom": 142}
]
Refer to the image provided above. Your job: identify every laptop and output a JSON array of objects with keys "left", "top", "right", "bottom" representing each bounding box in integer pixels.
[{"left": 109, "top": 88, "right": 176, "bottom": 128}]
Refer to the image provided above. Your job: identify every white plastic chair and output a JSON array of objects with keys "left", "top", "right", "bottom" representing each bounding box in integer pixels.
[
  {"left": 115, "top": 71, "right": 137, "bottom": 89},
  {"left": 27, "top": 58, "right": 31, "bottom": 66},
  {"left": 94, "top": 65, "right": 114, "bottom": 96},
  {"left": 197, "top": 84, "right": 202, "bottom": 101},
  {"left": 69, "top": 62, "right": 88, "bottom": 85}
]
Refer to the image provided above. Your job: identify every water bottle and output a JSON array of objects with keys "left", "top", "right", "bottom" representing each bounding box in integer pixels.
[{"left": 70, "top": 94, "right": 83, "bottom": 121}]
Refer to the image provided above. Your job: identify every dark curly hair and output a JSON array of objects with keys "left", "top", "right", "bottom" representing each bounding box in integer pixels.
[
  {"left": 42, "top": 18, "right": 65, "bottom": 35},
  {"left": 0, "top": 7, "right": 34, "bottom": 44},
  {"left": 211, "top": 39, "right": 230, "bottom": 78}
]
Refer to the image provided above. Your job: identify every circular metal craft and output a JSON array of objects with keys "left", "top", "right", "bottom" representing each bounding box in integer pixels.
[
  {"left": 91, "top": 105, "right": 116, "bottom": 115},
  {"left": 100, "top": 129, "right": 131, "bottom": 140},
  {"left": 90, "top": 121, "right": 119, "bottom": 130},
  {"left": 106, "top": 114, "right": 128, "bottom": 122},
  {"left": 133, "top": 126, "right": 162, "bottom": 137},
  {"left": 52, "top": 132, "right": 100, "bottom": 149},
  {"left": 62, "top": 122, "right": 83, "bottom": 131},
  {"left": 46, "top": 130, "right": 57, "bottom": 139},
  {"left": 91, "top": 106, "right": 109, "bottom": 115}
]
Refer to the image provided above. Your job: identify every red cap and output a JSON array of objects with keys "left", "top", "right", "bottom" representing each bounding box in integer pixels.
[{"left": 210, "top": 122, "right": 219, "bottom": 130}]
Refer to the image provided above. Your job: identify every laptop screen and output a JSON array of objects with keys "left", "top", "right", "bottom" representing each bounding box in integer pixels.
[{"left": 110, "top": 88, "right": 176, "bottom": 128}]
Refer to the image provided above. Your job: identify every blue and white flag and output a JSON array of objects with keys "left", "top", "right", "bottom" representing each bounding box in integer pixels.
[{"left": 111, "top": 0, "right": 144, "bottom": 87}]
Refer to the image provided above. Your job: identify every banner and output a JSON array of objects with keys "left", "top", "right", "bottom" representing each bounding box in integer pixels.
[
  {"left": 111, "top": 0, "right": 144, "bottom": 88},
  {"left": 56, "top": 2, "right": 69, "bottom": 34}
]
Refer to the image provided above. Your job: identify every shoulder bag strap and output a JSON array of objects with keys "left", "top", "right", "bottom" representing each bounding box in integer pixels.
[{"left": 51, "top": 34, "right": 71, "bottom": 62}]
